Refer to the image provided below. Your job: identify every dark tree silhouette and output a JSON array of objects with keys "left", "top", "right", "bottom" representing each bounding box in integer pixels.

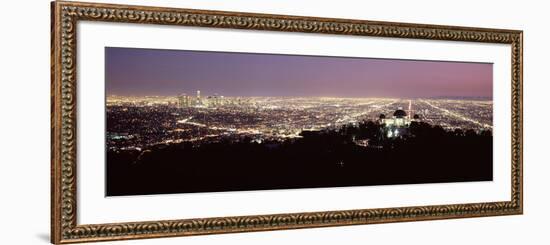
[{"left": 107, "top": 120, "right": 492, "bottom": 196}]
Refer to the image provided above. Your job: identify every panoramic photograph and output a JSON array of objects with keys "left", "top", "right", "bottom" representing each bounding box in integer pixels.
[{"left": 105, "top": 47, "right": 493, "bottom": 196}]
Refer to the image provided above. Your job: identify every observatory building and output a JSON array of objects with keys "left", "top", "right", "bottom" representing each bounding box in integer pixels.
[{"left": 379, "top": 106, "right": 420, "bottom": 138}]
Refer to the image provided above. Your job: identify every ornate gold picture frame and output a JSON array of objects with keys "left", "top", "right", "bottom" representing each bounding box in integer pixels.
[{"left": 51, "top": 0, "right": 523, "bottom": 243}]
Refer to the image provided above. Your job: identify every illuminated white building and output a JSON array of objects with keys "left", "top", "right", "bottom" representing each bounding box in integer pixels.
[
  {"left": 177, "top": 90, "right": 225, "bottom": 108},
  {"left": 379, "top": 107, "right": 420, "bottom": 138},
  {"left": 177, "top": 93, "right": 190, "bottom": 107}
]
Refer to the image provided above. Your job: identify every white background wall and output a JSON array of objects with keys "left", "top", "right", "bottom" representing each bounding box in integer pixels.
[{"left": 0, "top": 0, "right": 548, "bottom": 244}]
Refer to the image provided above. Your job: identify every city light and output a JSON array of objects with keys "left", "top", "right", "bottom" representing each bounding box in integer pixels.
[{"left": 106, "top": 94, "right": 492, "bottom": 151}]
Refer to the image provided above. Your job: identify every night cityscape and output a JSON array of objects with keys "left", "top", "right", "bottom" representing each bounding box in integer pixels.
[
  {"left": 107, "top": 95, "right": 492, "bottom": 152},
  {"left": 105, "top": 47, "right": 493, "bottom": 196}
]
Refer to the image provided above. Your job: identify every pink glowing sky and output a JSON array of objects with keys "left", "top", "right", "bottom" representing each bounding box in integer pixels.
[{"left": 106, "top": 47, "right": 492, "bottom": 99}]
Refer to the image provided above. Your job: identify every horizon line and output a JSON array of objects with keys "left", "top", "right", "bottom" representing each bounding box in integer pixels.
[{"left": 106, "top": 95, "right": 493, "bottom": 100}]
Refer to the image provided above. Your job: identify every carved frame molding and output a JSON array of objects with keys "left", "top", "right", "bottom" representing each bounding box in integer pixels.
[{"left": 51, "top": 1, "right": 523, "bottom": 243}]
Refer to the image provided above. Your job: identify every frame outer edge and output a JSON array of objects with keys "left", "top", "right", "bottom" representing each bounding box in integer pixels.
[
  {"left": 50, "top": 1, "right": 60, "bottom": 244},
  {"left": 519, "top": 31, "right": 524, "bottom": 214},
  {"left": 55, "top": 0, "right": 522, "bottom": 34},
  {"left": 51, "top": 1, "right": 524, "bottom": 243}
]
